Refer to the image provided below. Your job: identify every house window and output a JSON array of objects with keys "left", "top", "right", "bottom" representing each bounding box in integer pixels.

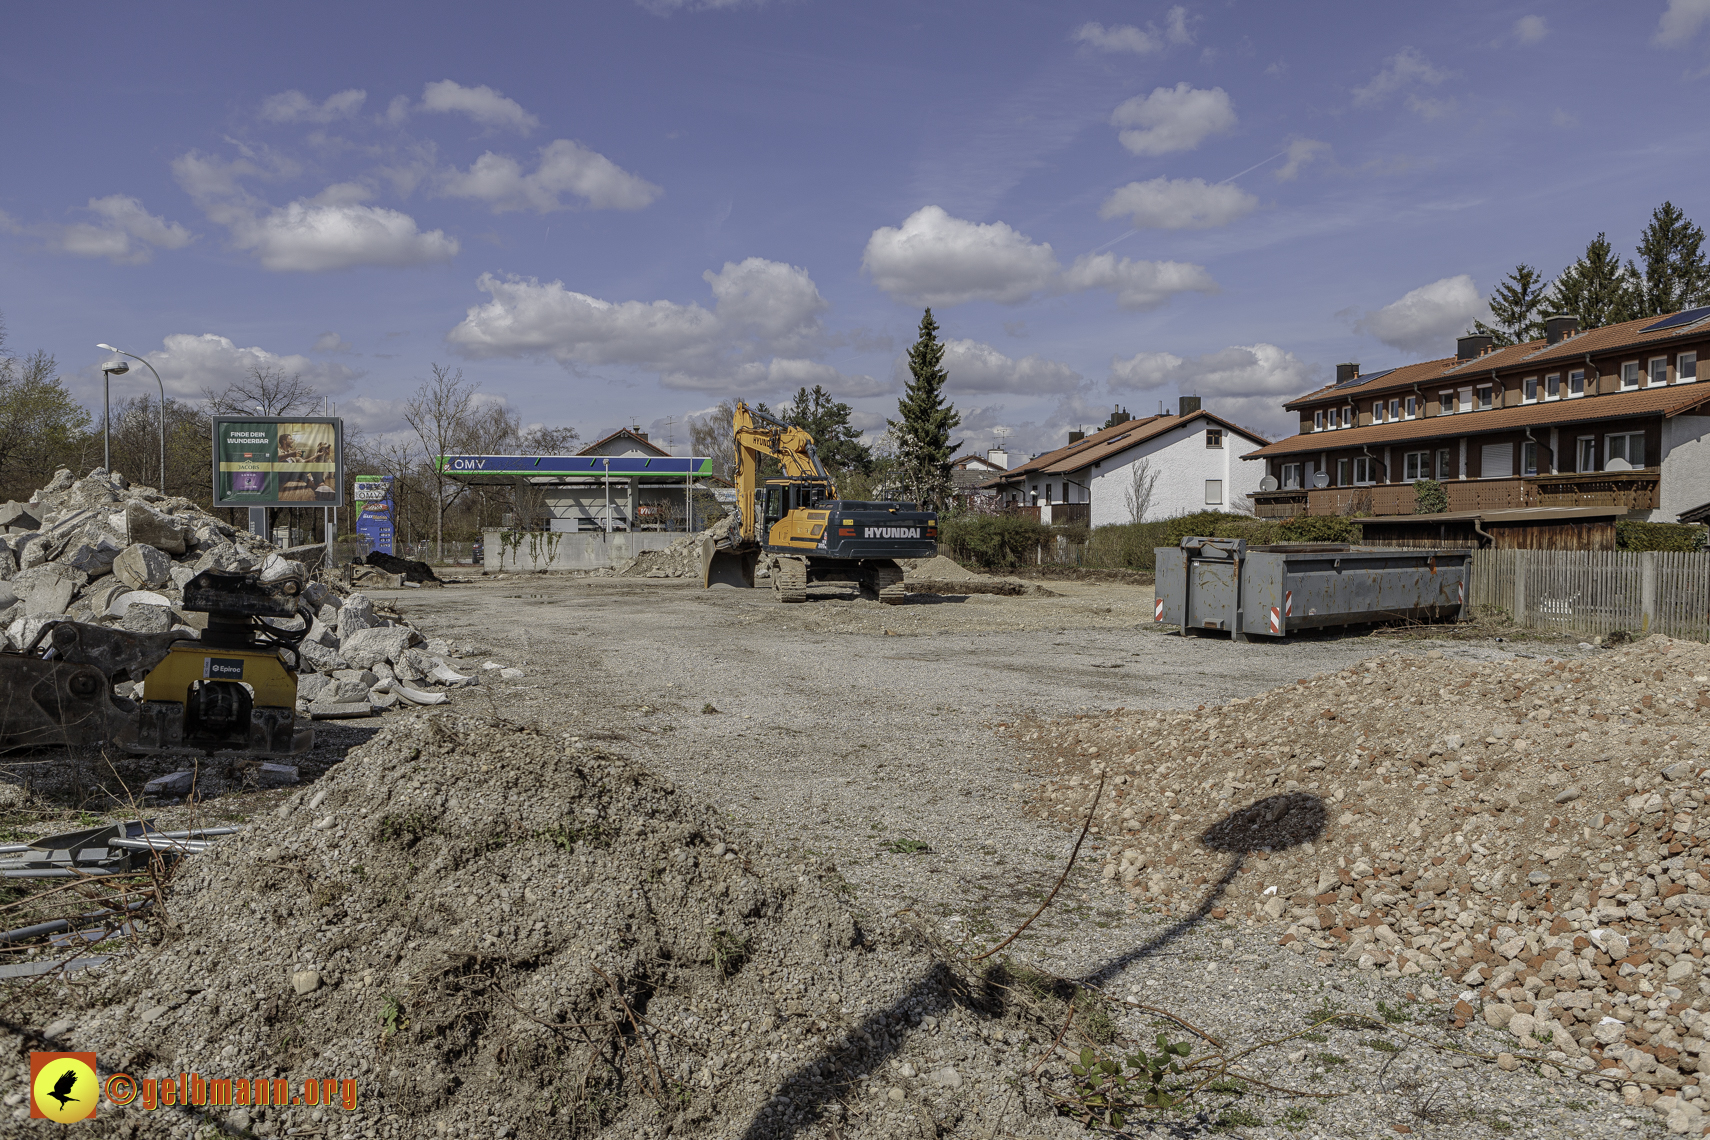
[
  {"left": 1568, "top": 369, "right": 1585, "bottom": 397},
  {"left": 1405, "top": 396, "right": 1417, "bottom": 418},
  {"left": 1521, "top": 440, "right": 1538, "bottom": 475},
  {"left": 1523, "top": 376, "right": 1538, "bottom": 403},
  {"left": 1339, "top": 406, "right": 1353, "bottom": 428},
  {"left": 1280, "top": 463, "right": 1302, "bottom": 489},
  {"left": 1621, "top": 362, "right": 1641, "bottom": 390},
  {"left": 1606, "top": 432, "right": 1646, "bottom": 468},
  {"left": 1545, "top": 373, "right": 1560, "bottom": 399},
  {"left": 1649, "top": 357, "right": 1668, "bottom": 387},
  {"left": 1372, "top": 400, "right": 1385, "bottom": 423},
  {"left": 1681, "top": 352, "right": 1699, "bottom": 383},
  {"left": 1439, "top": 391, "right": 1455, "bottom": 414},
  {"left": 1205, "top": 428, "right": 1223, "bottom": 448},
  {"left": 1336, "top": 458, "right": 1350, "bottom": 486},
  {"left": 1313, "top": 409, "right": 1325, "bottom": 431},
  {"left": 1352, "top": 457, "right": 1377, "bottom": 485},
  {"left": 1044, "top": 483, "right": 1053, "bottom": 503},
  {"left": 1436, "top": 448, "right": 1453, "bottom": 480},
  {"left": 1402, "top": 450, "right": 1429, "bottom": 480},
  {"left": 1576, "top": 437, "right": 1597, "bottom": 472},
  {"left": 1389, "top": 398, "right": 1400, "bottom": 421},
  {"left": 1204, "top": 479, "right": 1222, "bottom": 505},
  {"left": 1476, "top": 385, "right": 1494, "bottom": 410}
]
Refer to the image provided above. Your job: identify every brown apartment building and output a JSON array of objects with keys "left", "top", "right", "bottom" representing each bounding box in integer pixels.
[{"left": 1243, "top": 309, "right": 1710, "bottom": 547}]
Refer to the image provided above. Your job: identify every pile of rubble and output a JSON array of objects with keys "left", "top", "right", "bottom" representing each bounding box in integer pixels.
[
  {"left": 617, "top": 511, "right": 736, "bottom": 578},
  {"left": 25, "top": 716, "right": 1072, "bottom": 1138},
  {"left": 1009, "top": 636, "right": 1710, "bottom": 1112},
  {"left": 0, "top": 468, "right": 481, "bottom": 724}
]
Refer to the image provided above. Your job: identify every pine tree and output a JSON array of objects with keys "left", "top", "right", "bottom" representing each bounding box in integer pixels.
[
  {"left": 888, "top": 309, "right": 962, "bottom": 510},
  {"left": 1547, "top": 233, "right": 1633, "bottom": 329},
  {"left": 1625, "top": 201, "right": 1710, "bottom": 320},
  {"left": 1471, "top": 263, "right": 1550, "bottom": 345},
  {"left": 785, "top": 384, "right": 873, "bottom": 475}
]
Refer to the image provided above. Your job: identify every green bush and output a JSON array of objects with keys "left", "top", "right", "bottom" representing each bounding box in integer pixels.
[
  {"left": 1085, "top": 521, "right": 1172, "bottom": 570},
  {"left": 1275, "top": 515, "right": 1361, "bottom": 543},
  {"left": 938, "top": 512, "right": 1050, "bottom": 568},
  {"left": 1085, "top": 513, "right": 1361, "bottom": 570},
  {"left": 1412, "top": 479, "right": 1448, "bottom": 514},
  {"left": 1617, "top": 520, "right": 1708, "bottom": 552}
]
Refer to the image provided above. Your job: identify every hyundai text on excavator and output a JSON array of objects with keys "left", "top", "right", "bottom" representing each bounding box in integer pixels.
[{"left": 698, "top": 401, "right": 937, "bottom": 603}]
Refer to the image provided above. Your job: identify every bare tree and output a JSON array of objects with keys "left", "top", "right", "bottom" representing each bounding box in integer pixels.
[
  {"left": 203, "top": 364, "right": 321, "bottom": 416},
  {"left": 689, "top": 400, "right": 739, "bottom": 482},
  {"left": 1124, "top": 457, "right": 1160, "bottom": 523},
  {"left": 404, "top": 363, "right": 479, "bottom": 561}
]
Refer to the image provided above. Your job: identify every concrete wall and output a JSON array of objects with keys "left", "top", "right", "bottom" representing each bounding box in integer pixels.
[
  {"left": 484, "top": 529, "right": 693, "bottom": 572},
  {"left": 1659, "top": 414, "right": 1710, "bottom": 522},
  {"left": 1088, "top": 422, "right": 1267, "bottom": 528}
]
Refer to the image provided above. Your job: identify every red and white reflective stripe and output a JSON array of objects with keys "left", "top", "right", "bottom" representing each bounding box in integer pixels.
[
  {"left": 1458, "top": 581, "right": 1465, "bottom": 605},
  {"left": 1285, "top": 591, "right": 1294, "bottom": 617},
  {"left": 1269, "top": 606, "right": 1281, "bottom": 635},
  {"left": 1154, "top": 597, "right": 1165, "bottom": 621}
]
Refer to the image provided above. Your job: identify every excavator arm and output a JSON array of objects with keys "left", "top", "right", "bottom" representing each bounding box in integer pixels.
[{"left": 729, "top": 401, "right": 834, "bottom": 543}]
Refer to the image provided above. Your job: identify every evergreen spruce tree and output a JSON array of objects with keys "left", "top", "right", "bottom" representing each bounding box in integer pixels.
[
  {"left": 889, "top": 309, "right": 962, "bottom": 510},
  {"left": 1547, "top": 233, "right": 1633, "bottom": 329},
  {"left": 784, "top": 384, "right": 873, "bottom": 476},
  {"left": 1625, "top": 201, "right": 1710, "bottom": 319},
  {"left": 1471, "top": 263, "right": 1550, "bottom": 345}
]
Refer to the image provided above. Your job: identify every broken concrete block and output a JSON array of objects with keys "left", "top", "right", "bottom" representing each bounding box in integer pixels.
[
  {"left": 339, "top": 625, "right": 416, "bottom": 670},
  {"left": 0, "top": 501, "right": 41, "bottom": 531},
  {"left": 428, "top": 662, "right": 477, "bottom": 687},
  {"left": 336, "top": 592, "right": 377, "bottom": 639},
  {"left": 67, "top": 537, "right": 123, "bottom": 579},
  {"left": 305, "top": 617, "right": 339, "bottom": 647},
  {"left": 114, "top": 542, "right": 172, "bottom": 589},
  {"left": 390, "top": 683, "right": 449, "bottom": 706},
  {"left": 15, "top": 564, "right": 80, "bottom": 615},
  {"left": 308, "top": 702, "right": 376, "bottom": 720},
  {"left": 290, "top": 970, "right": 321, "bottom": 994},
  {"left": 332, "top": 668, "right": 380, "bottom": 687},
  {"left": 88, "top": 581, "right": 131, "bottom": 614},
  {"left": 143, "top": 770, "right": 197, "bottom": 798},
  {"left": 124, "top": 500, "right": 188, "bottom": 554},
  {"left": 256, "top": 763, "right": 299, "bottom": 787},
  {"left": 121, "top": 603, "right": 175, "bottom": 634},
  {"left": 6, "top": 614, "right": 59, "bottom": 651},
  {"left": 296, "top": 638, "right": 345, "bottom": 673},
  {"left": 259, "top": 555, "right": 306, "bottom": 587},
  {"left": 108, "top": 589, "right": 171, "bottom": 618},
  {"left": 296, "top": 674, "right": 331, "bottom": 704},
  {"left": 370, "top": 688, "right": 400, "bottom": 710},
  {"left": 330, "top": 677, "right": 373, "bottom": 703},
  {"left": 0, "top": 582, "right": 15, "bottom": 612},
  {"left": 499, "top": 667, "right": 525, "bottom": 680}
]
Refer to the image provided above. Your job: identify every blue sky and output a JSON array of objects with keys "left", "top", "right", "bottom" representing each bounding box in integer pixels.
[{"left": 5, "top": 1, "right": 1710, "bottom": 461}]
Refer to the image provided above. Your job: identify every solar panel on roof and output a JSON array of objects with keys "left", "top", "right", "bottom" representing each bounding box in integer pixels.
[
  {"left": 1642, "top": 305, "right": 1710, "bottom": 332},
  {"left": 1334, "top": 367, "right": 1395, "bottom": 389}
]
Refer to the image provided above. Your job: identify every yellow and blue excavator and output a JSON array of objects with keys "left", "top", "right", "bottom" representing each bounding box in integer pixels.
[{"left": 698, "top": 401, "right": 937, "bottom": 603}]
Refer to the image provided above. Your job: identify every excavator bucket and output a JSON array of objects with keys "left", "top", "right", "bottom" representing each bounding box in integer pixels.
[{"left": 699, "top": 535, "right": 757, "bottom": 589}]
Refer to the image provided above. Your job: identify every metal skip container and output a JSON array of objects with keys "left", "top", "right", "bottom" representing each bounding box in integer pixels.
[{"left": 1153, "top": 537, "right": 1471, "bottom": 641}]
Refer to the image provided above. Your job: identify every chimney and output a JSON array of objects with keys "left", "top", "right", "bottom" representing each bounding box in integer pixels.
[
  {"left": 1109, "top": 404, "right": 1131, "bottom": 425},
  {"left": 1178, "top": 395, "right": 1201, "bottom": 416},
  {"left": 1335, "top": 362, "right": 1360, "bottom": 384},
  {"left": 1544, "top": 313, "right": 1580, "bottom": 345},
  {"left": 986, "top": 447, "right": 1009, "bottom": 469},
  {"left": 1456, "top": 333, "right": 1495, "bottom": 361},
  {"left": 1068, "top": 430, "right": 1086, "bottom": 444}
]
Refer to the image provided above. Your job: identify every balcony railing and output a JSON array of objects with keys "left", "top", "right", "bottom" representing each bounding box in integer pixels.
[{"left": 1251, "top": 469, "right": 1658, "bottom": 518}]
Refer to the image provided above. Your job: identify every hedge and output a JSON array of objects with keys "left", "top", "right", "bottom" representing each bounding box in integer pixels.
[
  {"left": 1616, "top": 520, "right": 1708, "bottom": 552},
  {"left": 937, "top": 513, "right": 1051, "bottom": 568},
  {"left": 1083, "top": 513, "right": 1362, "bottom": 571}
]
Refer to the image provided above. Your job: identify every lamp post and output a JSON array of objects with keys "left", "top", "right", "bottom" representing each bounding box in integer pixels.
[
  {"left": 96, "top": 344, "right": 167, "bottom": 491},
  {"left": 97, "top": 358, "right": 126, "bottom": 473}
]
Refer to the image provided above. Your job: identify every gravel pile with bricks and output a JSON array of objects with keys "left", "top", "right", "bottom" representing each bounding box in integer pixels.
[{"left": 1005, "top": 635, "right": 1710, "bottom": 1131}]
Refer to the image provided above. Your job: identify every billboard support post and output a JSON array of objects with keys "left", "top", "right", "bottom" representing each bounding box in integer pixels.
[
  {"left": 212, "top": 417, "right": 344, "bottom": 524},
  {"left": 249, "top": 507, "right": 267, "bottom": 538}
]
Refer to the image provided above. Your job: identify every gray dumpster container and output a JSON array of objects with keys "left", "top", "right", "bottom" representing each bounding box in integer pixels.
[{"left": 1154, "top": 537, "right": 1471, "bottom": 641}]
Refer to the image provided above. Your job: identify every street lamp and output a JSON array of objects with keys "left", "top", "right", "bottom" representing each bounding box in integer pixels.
[{"left": 96, "top": 344, "right": 167, "bottom": 491}]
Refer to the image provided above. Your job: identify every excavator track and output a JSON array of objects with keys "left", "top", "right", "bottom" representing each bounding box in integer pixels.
[
  {"left": 772, "top": 556, "right": 809, "bottom": 603},
  {"left": 872, "top": 562, "right": 907, "bottom": 605}
]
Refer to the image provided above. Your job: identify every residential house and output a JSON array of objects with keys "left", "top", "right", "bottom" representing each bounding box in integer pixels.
[
  {"left": 983, "top": 399, "right": 1271, "bottom": 525},
  {"left": 950, "top": 451, "right": 1009, "bottom": 500},
  {"left": 1244, "top": 310, "right": 1710, "bottom": 547}
]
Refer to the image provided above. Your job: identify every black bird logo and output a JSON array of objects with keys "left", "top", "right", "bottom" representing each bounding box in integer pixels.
[{"left": 46, "top": 1067, "right": 80, "bottom": 1110}]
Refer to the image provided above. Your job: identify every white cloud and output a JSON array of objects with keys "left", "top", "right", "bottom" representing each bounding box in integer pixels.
[
  {"left": 1656, "top": 0, "right": 1710, "bottom": 45},
  {"left": 173, "top": 151, "right": 458, "bottom": 271},
  {"left": 1108, "top": 342, "right": 1314, "bottom": 436},
  {"left": 34, "top": 196, "right": 195, "bottom": 265},
  {"left": 445, "top": 258, "right": 835, "bottom": 394},
  {"left": 742, "top": 358, "right": 895, "bottom": 399},
  {"left": 437, "top": 139, "right": 661, "bottom": 212},
  {"left": 1352, "top": 47, "right": 1449, "bottom": 108},
  {"left": 940, "top": 339, "right": 1082, "bottom": 394},
  {"left": 1164, "top": 6, "right": 1194, "bottom": 44},
  {"left": 1275, "top": 137, "right": 1330, "bottom": 181},
  {"left": 1353, "top": 274, "right": 1488, "bottom": 355},
  {"left": 1405, "top": 94, "right": 1457, "bottom": 121},
  {"left": 419, "top": 80, "right": 538, "bottom": 133},
  {"left": 862, "top": 206, "right": 1217, "bottom": 310},
  {"left": 1098, "top": 177, "right": 1258, "bottom": 230},
  {"left": 125, "top": 333, "right": 362, "bottom": 400},
  {"left": 1109, "top": 84, "right": 1236, "bottom": 156},
  {"left": 1513, "top": 15, "right": 1548, "bottom": 44},
  {"left": 1551, "top": 108, "right": 1578, "bottom": 129},
  {"left": 312, "top": 332, "right": 353, "bottom": 353},
  {"left": 1058, "top": 253, "right": 1219, "bottom": 311},
  {"left": 862, "top": 206, "right": 1059, "bottom": 306},
  {"left": 260, "top": 89, "right": 366, "bottom": 123},
  {"left": 1072, "top": 21, "right": 1161, "bottom": 54}
]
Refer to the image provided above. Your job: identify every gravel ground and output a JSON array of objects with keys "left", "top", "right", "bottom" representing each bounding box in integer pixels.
[{"left": 2, "top": 573, "right": 1650, "bottom": 1137}]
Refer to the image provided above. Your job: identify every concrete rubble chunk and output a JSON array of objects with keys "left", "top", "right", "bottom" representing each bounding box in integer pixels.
[
  {"left": 144, "top": 771, "right": 198, "bottom": 798},
  {"left": 308, "top": 701, "right": 377, "bottom": 719},
  {"left": 291, "top": 970, "right": 321, "bottom": 994},
  {"left": 108, "top": 589, "right": 172, "bottom": 618},
  {"left": 296, "top": 638, "right": 346, "bottom": 674},
  {"left": 0, "top": 501, "right": 41, "bottom": 531},
  {"left": 337, "top": 593, "right": 378, "bottom": 639},
  {"left": 15, "top": 564, "right": 81, "bottom": 615},
  {"left": 124, "top": 500, "right": 188, "bottom": 554},
  {"left": 113, "top": 543, "right": 172, "bottom": 589},
  {"left": 339, "top": 625, "right": 417, "bottom": 670},
  {"left": 121, "top": 603, "right": 175, "bottom": 634},
  {"left": 256, "top": 763, "right": 299, "bottom": 787},
  {"left": 428, "top": 662, "right": 477, "bottom": 687},
  {"left": 296, "top": 674, "right": 332, "bottom": 704}
]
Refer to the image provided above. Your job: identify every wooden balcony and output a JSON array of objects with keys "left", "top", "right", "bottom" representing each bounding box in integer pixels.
[{"left": 1250, "top": 469, "right": 1658, "bottom": 519}]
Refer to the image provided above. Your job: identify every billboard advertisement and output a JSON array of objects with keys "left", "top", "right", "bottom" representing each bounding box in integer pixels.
[
  {"left": 212, "top": 418, "right": 343, "bottom": 508},
  {"left": 352, "top": 475, "right": 395, "bottom": 555}
]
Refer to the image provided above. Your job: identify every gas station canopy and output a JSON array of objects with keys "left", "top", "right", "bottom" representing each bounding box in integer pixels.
[{"left": 435, "top": 455, "right": 713, "bottom": 484}]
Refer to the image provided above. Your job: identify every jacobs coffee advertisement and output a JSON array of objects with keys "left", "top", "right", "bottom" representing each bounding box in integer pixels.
[{"left": 213, "top": 418, "right": 343, "bottom": 507}]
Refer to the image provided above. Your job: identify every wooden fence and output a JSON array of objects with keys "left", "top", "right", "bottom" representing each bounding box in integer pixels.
[{"left": 1466, "top": 548, "right": 1710, "bottom": 642}]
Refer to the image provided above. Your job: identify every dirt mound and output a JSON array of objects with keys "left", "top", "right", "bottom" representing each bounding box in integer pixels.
[
  {"left": 617, "top": 514, "right": 735, "bottom": 579},
  {"left": 38, "top": 715, "right": 1078, "bottom": 1138},
  {"left": 363, "top": 550, "right": 440, "bottom": 583},
  {"left": 1009, "top": 635, "right": 1710, "bottom": 1089},
  {"left": 901, "top": 555, "right": 983, "bottom": 582}
]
